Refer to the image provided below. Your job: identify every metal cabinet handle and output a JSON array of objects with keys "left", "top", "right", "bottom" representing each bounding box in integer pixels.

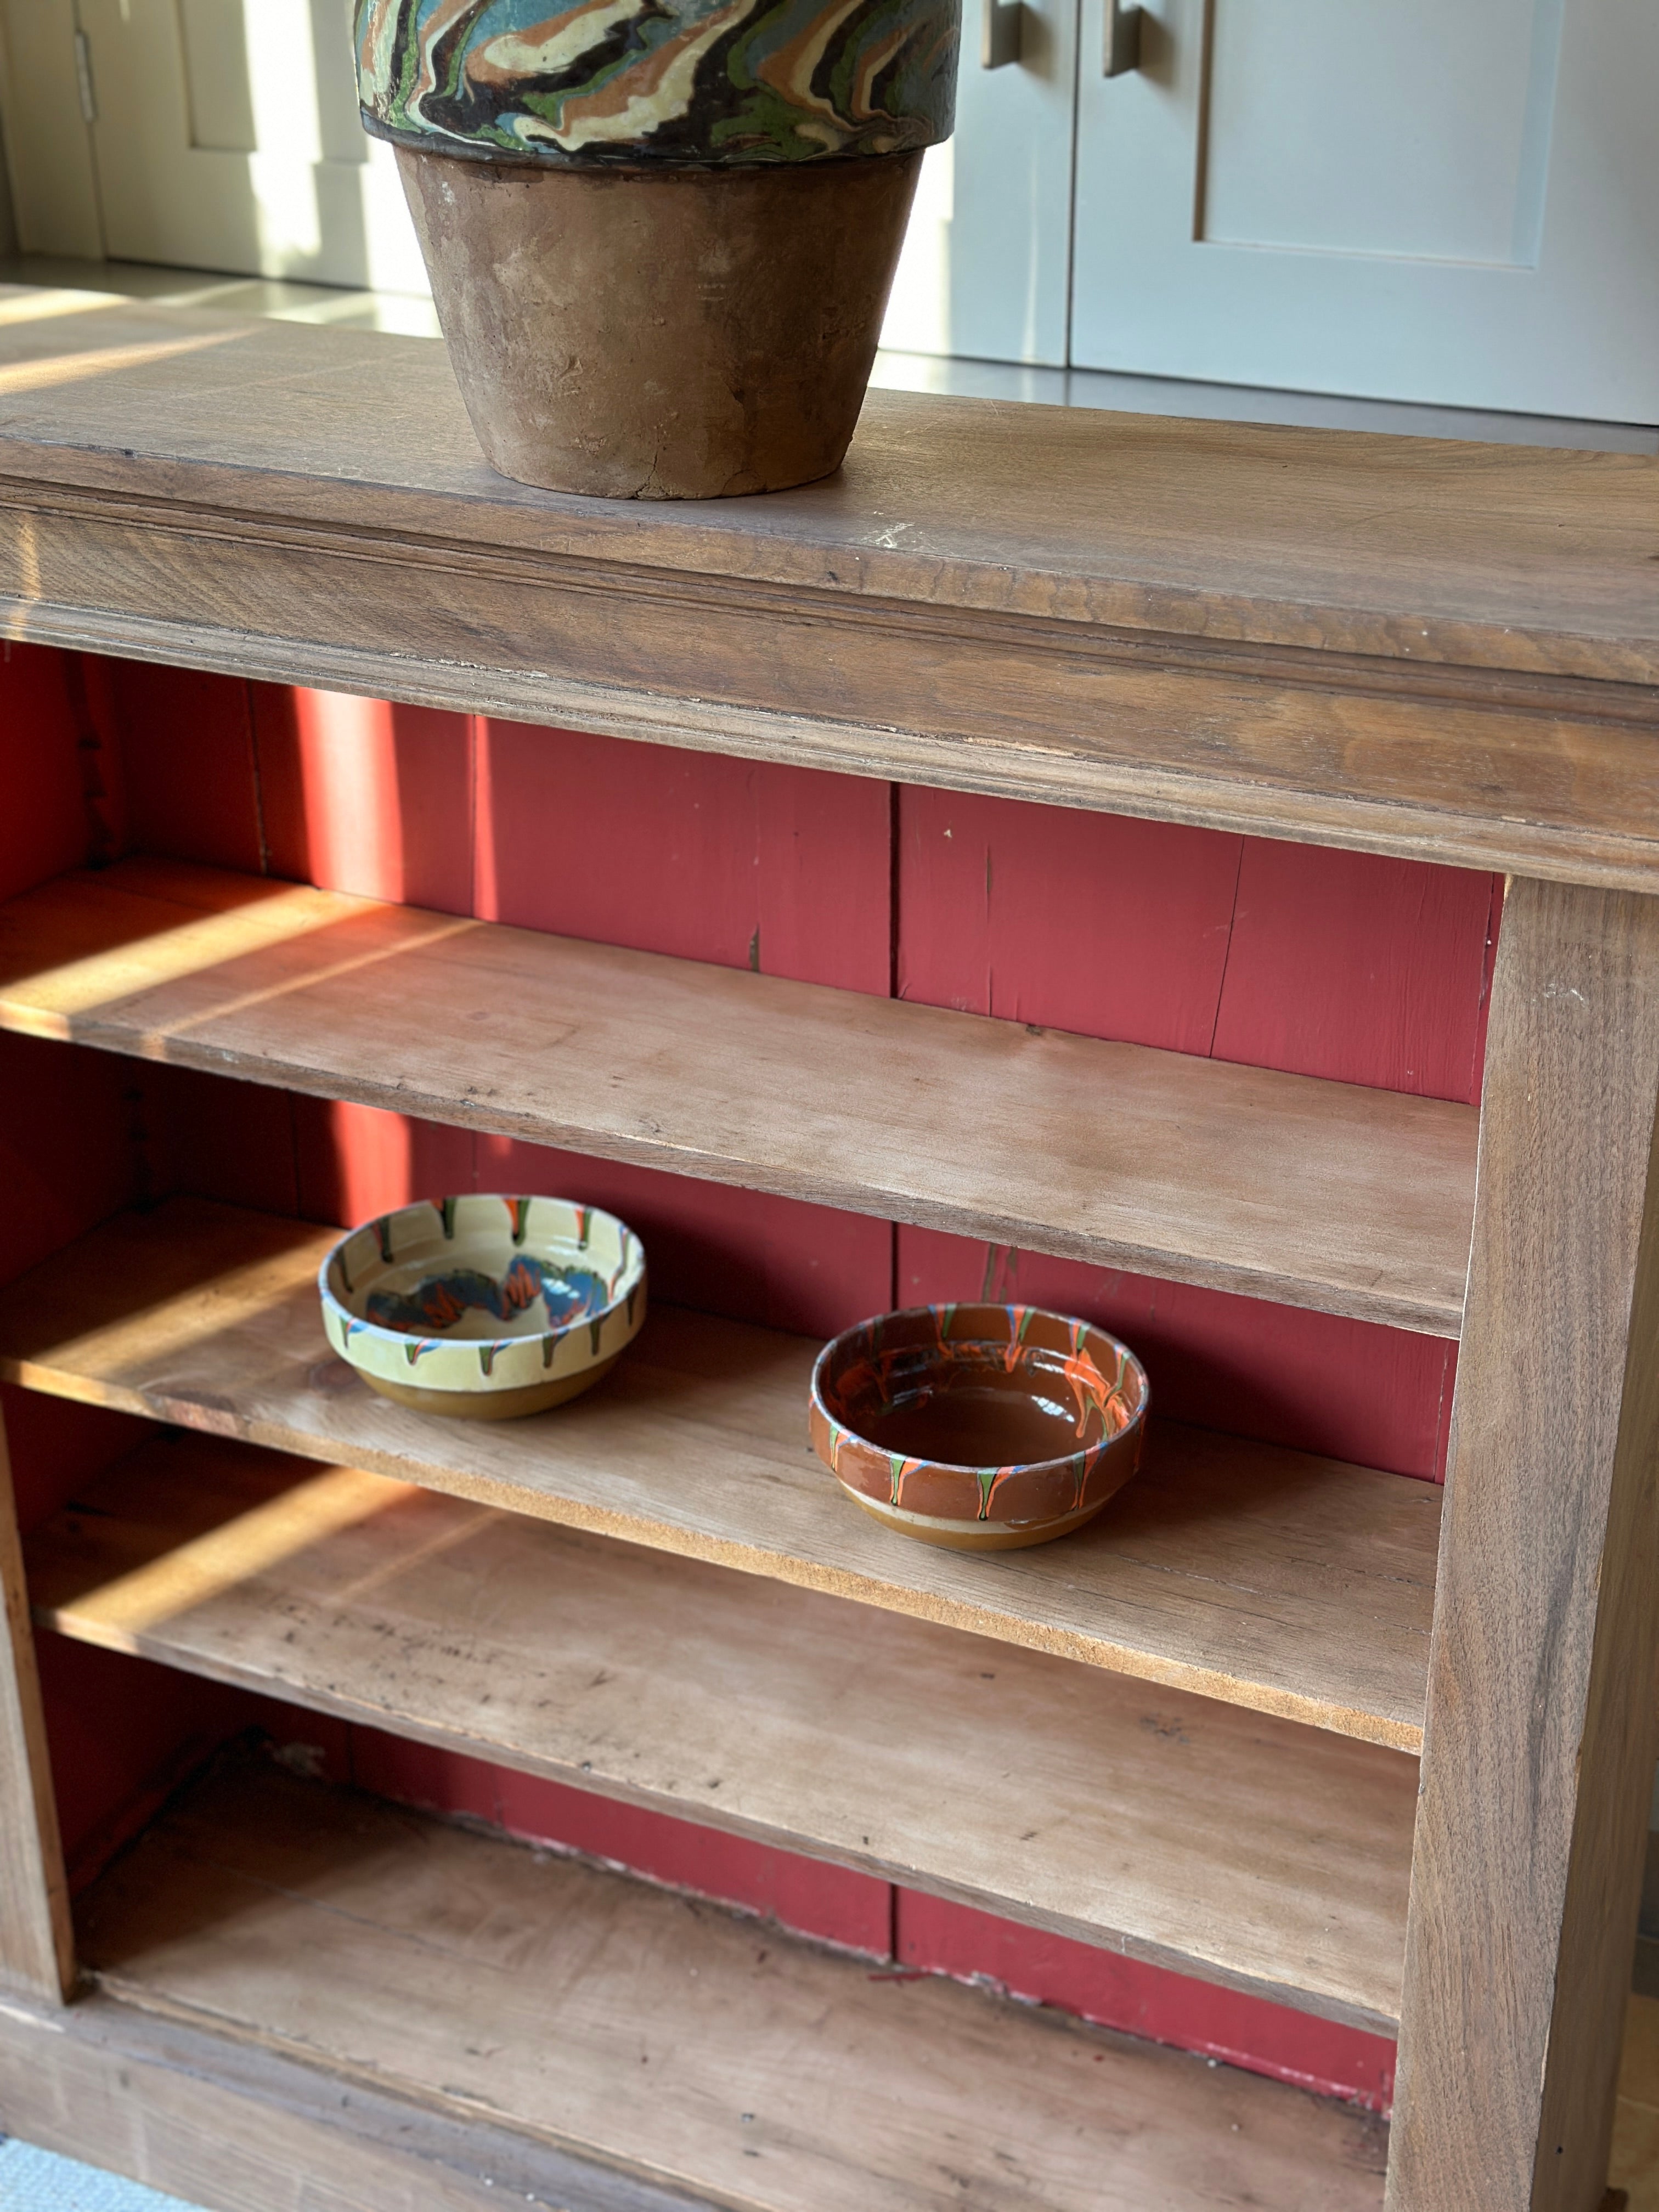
[
  {"left": 1104, "top": 0, "right": 1141, "bottom": 74},
  {"left": 983, "top": 0, "right": 1024, "bottom": 69}
]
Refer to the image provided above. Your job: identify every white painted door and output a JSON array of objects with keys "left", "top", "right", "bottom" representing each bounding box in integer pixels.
[
  {"left": 74, "top": 0, "right": 427, "bottom": 291},
  {"left": 1070, "top": 0, "right": 1659, "bottom": 417},
  {"left": 881, "top": 0, "right": 1079, "bottom": 365}
]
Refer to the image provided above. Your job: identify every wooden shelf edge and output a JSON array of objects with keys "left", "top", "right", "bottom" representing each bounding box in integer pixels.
[
  {"left": 0, "top": 302, "right": 1654, "bottom": 900},
  {"left": 0, "top": 1197, "right": 1438, "bottom": 1756},
  {"left": 0, "top": 857, "right": 1476, "bottom": 1336},
  {"left": 0, "top": 1982, "right": 715, "bottom": 2212},
  {"left": 57, "top": 1752, "right": 1392, "bottom": 2210},
  {"left": 12, "top": 1357, "right": 1429, "bottom": 1754},
  {"left": 25, "top": 1430, "right": 1415, "bottom": 2030},
  {"left": 4, "top": 592, "right": 1657, "bottom": 897}
]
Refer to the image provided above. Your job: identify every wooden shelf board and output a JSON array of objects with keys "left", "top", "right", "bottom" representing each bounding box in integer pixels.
[
  {"left": 72, "top": 1751, "right": 1392, "bottom": 2210},
  {"left": 0, "top": 1196, "right": 1440, "bottom": 1753},
  {"left": 0, "top": 297, "right": 1652, "bottom": 890},
  {"left": 29, "top": 1428, "right": 1415, "bottom": 2028},
  {"left": 0, "top": 857, "right": 1477, "bottom": 1333}
]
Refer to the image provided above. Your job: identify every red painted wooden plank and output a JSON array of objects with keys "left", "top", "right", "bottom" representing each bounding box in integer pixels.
[
  {"left": 88, "top": 661, "right": 264, "bottom": 873},
  {"left": 291, "top": 1096, "right": 475, "bottom": 1233},
  {"left": 144, "top": 1066, "right": 301, "bottom": 1222},
  {"left": 349, "top": 1729, "right": 894, "bottom": 1957},
  {"left": 1211, "top": 841, "right": 1502, "bottom": 1102},
  {"left": 894, "top": 1891, "right": 1396, "bottom": 2113},
  {"left": 476, "top": 721, "right": 893, "bottom": 990},
  {"left": 0, "top": 1035, "right": 135, "bottom": 1288},
  {"left": 1, "top": 1388, "right": 156, "bottom": 1538},
  {"left": 0, "top": 644, "right": 87, "bottom": 903},
  {"left": 251, "top": 687, "right": 476, "bottom": 915},
  {"left": 897, "top": 787, "right": 1240, "bottom": 1048}
]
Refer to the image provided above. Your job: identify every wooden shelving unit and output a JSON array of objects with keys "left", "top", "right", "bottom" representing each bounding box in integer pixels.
[{"left": 0, "top": 293, "right": 1655, "bottom": 2212}]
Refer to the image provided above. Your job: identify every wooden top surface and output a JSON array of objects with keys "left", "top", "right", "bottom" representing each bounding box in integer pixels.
[
  {"left": 77, "top": 1755, "right": 1391, "bottom": 2210},
  {"left": 0, "top": 1197, "right": 1439, "bottom": 1751},
  {"left": 33, "top": 1430, "right": 1414, "bottom": 2025},
  {"left": 0, "top": 290, "right": 1652, "bottom": 684},
  {"left": 0, "top": 858, "right": 1477, "bottom": 1333}
]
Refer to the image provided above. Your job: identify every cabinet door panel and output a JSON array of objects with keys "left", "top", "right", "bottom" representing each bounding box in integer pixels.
[
  {"left": 1071, "top": 0, "right": 1659, "bottom": 417},
  {"left": 882, "top": 0, "right": 1079, "bottom": 368},
  {"left": 78, "top": 0, "right": 427, "bottom": 292}
]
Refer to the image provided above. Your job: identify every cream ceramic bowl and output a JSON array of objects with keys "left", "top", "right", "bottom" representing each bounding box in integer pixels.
[{"left": 319, "top": 1194, "right": 646, "bottom": 1419}]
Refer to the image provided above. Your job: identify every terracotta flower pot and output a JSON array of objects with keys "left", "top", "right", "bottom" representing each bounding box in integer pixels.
[{"left": 353, "top": 0, "right": 960, "bottom": 497}]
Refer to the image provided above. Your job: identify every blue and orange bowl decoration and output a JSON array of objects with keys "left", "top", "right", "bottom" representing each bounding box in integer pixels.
[
  {"left": 810, "top": 1305, "right": 1149, "bottom": 1551},
  {"left": 319, "top": 1194, "right": 646, "bottom": 1420}
]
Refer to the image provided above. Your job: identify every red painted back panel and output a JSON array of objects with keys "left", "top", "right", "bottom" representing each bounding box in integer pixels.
[
  {"left": 0, "top": 644, "right": 87, "bottom": 902},
  {"left": 351, "top": 1730, "right": 892, "bottom": 1956},
  {"left": 898, "top": 787, "right": 1240, "bottom": 1048},
  {"left": 894, "top": 1890, "right": 1395, "bottom": 2112},
  {"left": 87, "top": 661, "right": 264, "bottom": 873},
  {"left": 251, "top": 687, "right": 477, "bottom": 914},
  {"left": 1212, "top": 839, "right": 1501, "bottom": 1102},
  {"left": 899, "top": 1228, "right": 1455, "bottom": 1479}
]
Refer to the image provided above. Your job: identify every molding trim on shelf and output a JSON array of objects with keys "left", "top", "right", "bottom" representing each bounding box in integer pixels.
[{"left": 0, "top": 299, "right": 1652, "bottom": 889}]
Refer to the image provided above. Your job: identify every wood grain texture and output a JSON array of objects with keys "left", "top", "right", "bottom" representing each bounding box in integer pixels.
[
  {"left": 0, "top": 1410, "right": 73, "bottom": 2000},
  {"left": 0, "top": 857, "right": 1478, "bottom": 1332},
  {"left": 0, "top": 299, "right": 1653, "bottom": 887},
  {"left": 27, "top": 1429, "right": 1416, "bottom": 2027},
  {"left": 0, "top": 1983, "right": 714, "bottom": 2212},
  {"left": 72, "top": 1752, "right": 1393, "bottom": 2211},
  {"left": 1388, "top": 879, "right": 1659, "bottom": 2212},
  {"left": 0, "top": 1195, "right": 1441, "bottom": 1751}
]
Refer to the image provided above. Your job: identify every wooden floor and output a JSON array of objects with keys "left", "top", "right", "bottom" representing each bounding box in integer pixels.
[
  {"left": 69, "top": 1749, "right": 1393, "bottom": 2212},
  {"left": 26, "top": 1428, "right": 1416, "bottom": 2028},
  {"left": 0, "top": 856, "right": 1477, "bottom": 1333},
  {"left": 0, "top": 1196, "right": 1441, "bottom": 1751}
]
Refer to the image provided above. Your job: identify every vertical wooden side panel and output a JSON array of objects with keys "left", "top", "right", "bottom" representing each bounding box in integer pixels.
[
  {"left": 1388, "top": 879, "right": 1659, "bottom": 2212},
  {"left": 0, "top": 1406, "right": 74, "bottom": 2000}
]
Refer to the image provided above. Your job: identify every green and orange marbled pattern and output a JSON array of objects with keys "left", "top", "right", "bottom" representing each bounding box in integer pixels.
[
  {"left": 354, "top": 0, "right": 957, "bottom": 166},
  {"left": 810, "top": 1304, "right": 1149, "bottom": 1542}
]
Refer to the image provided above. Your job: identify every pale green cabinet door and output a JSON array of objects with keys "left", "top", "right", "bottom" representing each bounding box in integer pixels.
[
  {"left": 1069, "top": 0, "right": 1659, "bottom": 418},
  {"left": 881, "top": 0, "right": 1081, "bottom": 368}
]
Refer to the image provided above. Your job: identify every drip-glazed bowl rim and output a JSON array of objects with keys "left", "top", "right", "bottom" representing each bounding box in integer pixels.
[
  {"left": 810, "top": 1301, "right": 1149, "bottom": 1482},
  {"left": 318, "top": 1192, "right": 645, "bottom": 1388}
]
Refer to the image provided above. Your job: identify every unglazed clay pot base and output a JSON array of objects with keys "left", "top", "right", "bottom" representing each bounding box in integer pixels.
[
  {"left": 397, "top": 147, "right": 923, "bottom": 499},
  {"left": 356, "top": 1355, "right": 622, "bottom": 1421}
]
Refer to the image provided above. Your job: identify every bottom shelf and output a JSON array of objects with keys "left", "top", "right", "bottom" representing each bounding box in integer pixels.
[{"left": 67, "top": 1750, "right": 1390, "bottom": 2212}]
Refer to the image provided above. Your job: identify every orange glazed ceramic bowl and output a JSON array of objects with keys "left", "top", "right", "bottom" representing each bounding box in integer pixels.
[{"left": 809, "top": 1304, "right": 1149, "bottom": 1551}]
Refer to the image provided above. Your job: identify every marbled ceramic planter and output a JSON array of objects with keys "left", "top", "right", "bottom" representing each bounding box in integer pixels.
[
  {"left": 810, "top": 1305, "right": 1150, "bottom": 1550},
  {"left": 354, "top": 0, "right": 959, "bottom": 496}
]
